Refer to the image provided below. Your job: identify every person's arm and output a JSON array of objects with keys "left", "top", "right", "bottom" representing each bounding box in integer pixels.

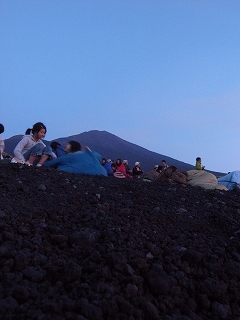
[
  {"left": 43, "top": 156, "right": 63, "bottom": 168},
  {"left": 40, "top": 140, "right": 46, "bottom": 147},
  {"left": 14, "top": 137, "right": 29, "bottom": 161}
]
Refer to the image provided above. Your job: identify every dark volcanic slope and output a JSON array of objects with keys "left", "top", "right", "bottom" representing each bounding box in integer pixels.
[{"left": 0, "top": 163, "right": 239, "bottom": 320}]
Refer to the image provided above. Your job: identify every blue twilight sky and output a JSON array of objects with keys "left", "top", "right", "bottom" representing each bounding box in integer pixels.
[{"left": 0, "top": 0, "right": 240, "bottom": 173}]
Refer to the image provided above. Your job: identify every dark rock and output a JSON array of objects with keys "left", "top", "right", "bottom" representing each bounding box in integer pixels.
[
  {"left": 38, "top": 184, "right": 46, "bottom": 191},
  {"left": 22, "top": 266, "right": 47, "bottom": 282},
  {"left": 0, "top": 162, "right": 240, "bottom": 319},
  {"left": 143, "top": 300, "right": 160, "bottom": 319},
  {"left": 69, "top": 229, "right": 100, "bottom": 247},
  {"left": 0, "top": 296, "right": 19, "bottom": 313},
  {"left": 224, "top": 260, "right": 240, "bottom": 279},
  {"left": 76, "top": 298, "right": 103, "bottom": 320},
  {"left": 63, "top": 260, "right": 82, "bottom": 282},
  {"left": 14, "top": 250, "right": 30, "bottom": 271},
  {"left": 0, "top": 241, "right": 16, "bottom": 258},
  {"left": 146, "top": 265, "right": 171, "bottom": 296},
  {"left": 211, "top": 301, "right": 232, "bottom": 319}
]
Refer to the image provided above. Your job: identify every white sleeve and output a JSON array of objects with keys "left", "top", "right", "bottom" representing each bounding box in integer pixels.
[{"left": 14, "top": 137, "right": 28, "bottom": 161}]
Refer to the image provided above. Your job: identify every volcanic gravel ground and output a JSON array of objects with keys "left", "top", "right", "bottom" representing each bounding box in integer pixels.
[{"left": 0, "top": 162, "right": 240, "bottom": 319}]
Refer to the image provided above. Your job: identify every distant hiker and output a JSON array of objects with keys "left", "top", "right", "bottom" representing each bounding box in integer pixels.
[
  {"left": 104, "top": 159, "right": 113, "bottom": 176},
  {"left": 161, "top": 160, "right": 169, "bottom": 170},
  {"left": 0, "top": 124, "right": 4, "bottom": 160},
  {"left": 196, "top": 157, "right": 205, "bottom": 170},
  {"left": 101, "top": 158, "right": 107, "bottom": 166},
  {"left": 50, "top": 141, "right": 66, "bottom": 157},
  {"left": 12, "top": 122, "right": 54, "bottom": 166},
  {"left": 123, "top": 160, "right": 133, "bottom": 176},
  {"left": 132, "top": 162, "right": 144, "bottom": 178},
  {"left": 44, "top": 141, "right": 107, "bottom": 176}
]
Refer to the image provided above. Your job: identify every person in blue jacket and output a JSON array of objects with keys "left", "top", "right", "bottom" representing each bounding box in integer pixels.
[
  {"left": 104, "top": 159, "right": 114, "bottom": 176},
  {"left": 44, "top": 141, "right": 107, "bottom": 176}
]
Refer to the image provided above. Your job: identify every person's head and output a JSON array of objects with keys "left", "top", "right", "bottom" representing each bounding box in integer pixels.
[
  {"left": 154, "top": 165, "right": 159, "bottom": 170},
  {"left": 50, "top": 141, "right": 61, "bottom": 150},
  {"left": 135, "top": 161, "right": 140, "bottom": 167},
  {"left": 122, "top": 160, "right": 128, "bottom": 166},
  {"left": 25, "top": 122, "right": 47, "bottom": 139},
  {"left": 161, "top": 160, "right": 167, "bottom": 166},
  {"left": 196, "top": 157, "right": 201, "bottom": 163},
  {"left": 111, "top": 163, "right": 116, "bottom": 172},
  {"left": 65, "top": 141, "right": 81, "bottom": 153},
  {"left": 116, "top": 158, "right": 122, "bottom": 166},
  {"left": 0, "top": 124, "right": 4, "bottom": 134},
  {"left": 101, "top": 158, "right": 106, "bottom": 166}
]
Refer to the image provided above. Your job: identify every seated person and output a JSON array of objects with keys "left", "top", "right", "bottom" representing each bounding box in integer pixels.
[
  {"left": 101, "top": 158, "right": 107, "bottom": 166},
  {"left": 116, "top": 159, "right": 125, "bottom": 173},
  {"left": 50, "top": 141, "right": 66, "bottom": 157},
  {"left": 123, "top": 160, "right": 133, "bottom": 176},
  {"left": 116, "top": 158, "right": 132, "bottom": 178},
  {"left": 111, "top": 163, "right": 126, "bottom": 178},
  {"left": 104, "top": 159, "right": 114, "bottom": 176},
  {"left": 157, "top": 165, "right": 163, "bottom": 173},
  {"left": 161, "top": 160, "right": 169, "bottom": 170},
  {"left": 196, "top": 157, "right": 205, "bottom": 170},
  {"left": 44, "top": 141, "right": 107, "bottom": 176},
  {"left": 12, "top": 122, "right": 54, "bottom": 166},
  {"left": 132, "top": 162, "right": 144, "bottom": 177}
]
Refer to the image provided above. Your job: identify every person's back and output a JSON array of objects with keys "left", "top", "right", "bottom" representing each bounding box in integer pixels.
[
  {"left": 104, "top": 160, "right": 113, "bottom": 176},
  {"left": 195, "top": 157, "right": 205, "bottom": 170},
  {"left": 123, "top": 160, "right": 133, "bottom": 176}
]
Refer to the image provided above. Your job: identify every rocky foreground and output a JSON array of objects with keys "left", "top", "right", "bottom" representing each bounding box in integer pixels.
[{"left": 0, "top": 162, "right": 239, "bottom": 320}]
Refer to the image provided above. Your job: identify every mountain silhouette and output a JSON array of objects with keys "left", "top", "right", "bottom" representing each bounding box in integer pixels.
[{"left": 4, "top": 130, "right": 195, "bottom": 171}]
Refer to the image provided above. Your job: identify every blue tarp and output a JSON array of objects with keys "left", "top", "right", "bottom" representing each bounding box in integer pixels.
[
  {"left": 217, "top": 170, "right": 240, "bottom": 190},
  {"left": 44, "top": 148, "right": 107, "bottom": 176}
]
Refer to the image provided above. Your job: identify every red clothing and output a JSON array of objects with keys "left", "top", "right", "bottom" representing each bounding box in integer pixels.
[
  {"left": 116, "top": 163, "right": 126, "bottom": 175},
  {"left": 116, "top": 163, "right": 133, "bottom": 179}
]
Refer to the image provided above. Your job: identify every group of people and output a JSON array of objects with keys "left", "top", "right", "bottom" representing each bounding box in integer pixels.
[
  {"left": 1, "top": 121, "right": 239, "bottom": 191},
  {"left": 0, "top": 121, "right": 172, "bottom": 178},
  {"left": 0, "top": 121, "right": 203, "bottom": 177},
  {"left": 100, "top": 158, "right": 170, "bottom": 179}
]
